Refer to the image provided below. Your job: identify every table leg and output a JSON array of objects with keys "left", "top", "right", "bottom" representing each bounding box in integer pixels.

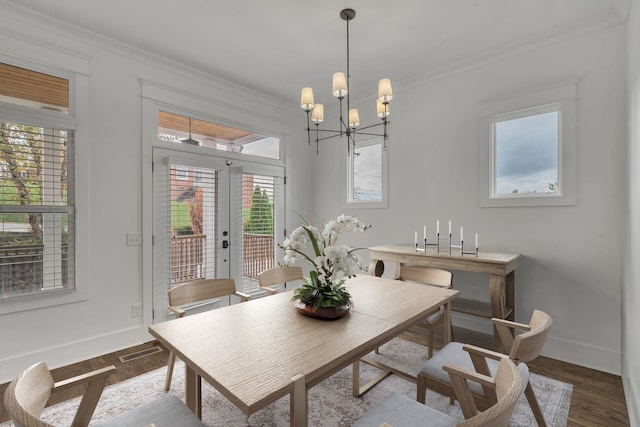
[
  {"left": 489, "top": 274, "right": 506, "bottom": 352},
  {"left": 291, "top": 373, "right": 307, "bottom": 427},
  {"left": 443, "top": 301, "right": 452, "bottom": 344},
  {"left": 184, "top": 365, "right": 202, "bottom": 419},
  {"left": 505, "top": 270, "right": 515, "bottom": 322}
]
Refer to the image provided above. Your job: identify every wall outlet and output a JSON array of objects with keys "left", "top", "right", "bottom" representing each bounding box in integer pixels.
[{"left": 132, "top": 303, "right": 142, "bottom": 317}]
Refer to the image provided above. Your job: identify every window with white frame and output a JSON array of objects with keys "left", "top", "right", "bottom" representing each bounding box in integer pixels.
[
  {"left": 479, "top": 82, "right": 576, "bottom": 207},
  {"left": 346, "top": 138, "right": 388, "bottom": 208},
  {"left": 0, "top": 62, "right": 76, "bottom": 299}
]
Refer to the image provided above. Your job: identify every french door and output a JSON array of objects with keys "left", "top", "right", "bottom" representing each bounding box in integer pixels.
[{"left": 152, "top": 147, "right": 284, "bottom": 322}]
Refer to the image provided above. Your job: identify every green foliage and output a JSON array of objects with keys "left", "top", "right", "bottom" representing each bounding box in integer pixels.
[
  {"left": 291, "top": 270, "right": 352, "bottom": 310},
  {"left": 244, "top": 186, "right": 273, "bottom": 234},
  {"left": 170, "top": 201, "right": 192, "bottom": 230}
]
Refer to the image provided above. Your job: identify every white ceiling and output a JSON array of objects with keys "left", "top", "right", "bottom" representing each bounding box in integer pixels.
[{"left": 5, "top": 0, "right": 628, "bottom": 107}]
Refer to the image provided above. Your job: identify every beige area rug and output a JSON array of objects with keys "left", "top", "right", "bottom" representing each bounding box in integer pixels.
[{"left": 2, "top": 339, "right": 572, "bottom": 426}]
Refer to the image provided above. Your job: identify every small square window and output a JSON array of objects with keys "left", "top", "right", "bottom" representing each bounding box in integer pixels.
[
  {"left": 494, "top": 109, "right": 559, "bottom": 197},
  {"left": 479, "top": 82, "right": 576, "bottom": 207}
]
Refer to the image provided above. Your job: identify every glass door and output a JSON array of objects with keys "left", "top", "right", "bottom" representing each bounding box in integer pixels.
[{"left": 152, "top": 147, "right": 230, "bottom": 322}]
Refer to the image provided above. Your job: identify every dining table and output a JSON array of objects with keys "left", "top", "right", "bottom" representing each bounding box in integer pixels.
[{"left": 148, "top": 274, "right": 459, "bottom": 426}]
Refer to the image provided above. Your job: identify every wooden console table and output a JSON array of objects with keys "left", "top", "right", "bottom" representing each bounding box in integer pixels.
[{"left": 368, "top": 244, "right": 520, "bottom": 350}]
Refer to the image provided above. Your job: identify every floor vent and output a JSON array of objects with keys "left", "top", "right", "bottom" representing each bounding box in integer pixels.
[{"left": 118, "top": 346, "right": 163, "bottom": 363}]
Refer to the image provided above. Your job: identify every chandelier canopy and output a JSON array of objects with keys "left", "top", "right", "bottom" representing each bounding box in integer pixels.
[{"left": 300, "top": 8, "right": 392, "bottom": 155}]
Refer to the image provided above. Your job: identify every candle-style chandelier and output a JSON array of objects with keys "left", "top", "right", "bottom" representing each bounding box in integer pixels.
[{"left": 300, "top": 8, "right": 393, "bottom": 156}]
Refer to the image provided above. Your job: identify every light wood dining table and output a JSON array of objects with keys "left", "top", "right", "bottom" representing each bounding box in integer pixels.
[{"left": 148, "top": 274, "right": 458, "bottom": 427}]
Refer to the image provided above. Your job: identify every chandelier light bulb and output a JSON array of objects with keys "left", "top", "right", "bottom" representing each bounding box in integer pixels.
[
  {"left": 348, "top": 108, "right": 360, "bottom": 128},
  {"left": 377, "top": 100, "right": 390, "bottom": 118},
  {"left": 332, "top": 72, "right": 348, "bottom": 97},
  {"left": 311, "top": 104, "right": 324, "bottom": 123},
  {"left": 378, "top": 78, "right": 393, "bottom": 103},
  {"left": 300, "top": 87, "right": 315, "bottom": 110}
]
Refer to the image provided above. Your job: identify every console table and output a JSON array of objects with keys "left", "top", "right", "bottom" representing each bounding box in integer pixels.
[{"left": 368, "top": 244, "right": 520, "bottom": 350}]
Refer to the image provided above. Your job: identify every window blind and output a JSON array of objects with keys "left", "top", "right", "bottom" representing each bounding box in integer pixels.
[
  {"left": 0, "top": 121, "right": 74, "bottom": 296},
  {"left": 241, "top": 173, "right": 276, "bottom": 292},
  {"left": 168, "top": 163, "right": 217, "bottom": 287}
]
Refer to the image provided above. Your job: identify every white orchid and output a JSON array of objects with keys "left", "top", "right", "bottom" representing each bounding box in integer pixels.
[{"left": 279, "top": 213, "right": 371, "bottom": 309}]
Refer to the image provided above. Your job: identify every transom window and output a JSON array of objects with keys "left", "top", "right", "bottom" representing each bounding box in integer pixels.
[{"left": 157, "top": 111, "right": 280, "bottom": 160}]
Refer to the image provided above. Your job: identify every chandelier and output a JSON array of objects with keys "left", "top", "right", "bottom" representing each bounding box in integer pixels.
[{"left": 300, "top": 8, "right": 393, "bottom": 156}]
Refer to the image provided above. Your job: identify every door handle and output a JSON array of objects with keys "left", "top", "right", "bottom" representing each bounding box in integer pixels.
[{"left": 222, "top": 240, "right": 229, "bottom": 249}]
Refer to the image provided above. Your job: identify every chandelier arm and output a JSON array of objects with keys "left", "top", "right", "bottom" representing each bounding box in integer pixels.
[
  {"left": 305, "top": 110, "right": 312, "bottom": 146},
  {"left": 338, "top": 97, "right": 345, "bottom": 138},
  {"left": 354, "top": 122, "right": 385, "bottom": 132},
  {"left": 315, "top": 132, "right": 346, "bottom": 142},
  {"left": 350, "top": 131, "right": 386, "bottom": 137}
]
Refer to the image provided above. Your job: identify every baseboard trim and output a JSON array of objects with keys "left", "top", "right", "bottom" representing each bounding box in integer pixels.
[{"left": 0, "top": 326, "right": 149, "bottom": 383}]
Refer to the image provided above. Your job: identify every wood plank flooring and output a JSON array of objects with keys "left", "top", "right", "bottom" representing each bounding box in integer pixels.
[{"left": 0, "top": 339, "right": 630, "bottom": 426}]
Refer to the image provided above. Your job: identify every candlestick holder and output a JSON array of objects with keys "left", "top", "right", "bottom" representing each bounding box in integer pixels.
[
  {"left": 461, "top": 240, "right": 479, "bottom": 257},
  {"left": 448, "top": 236, "right": 478, "bottom": 257},
  {"left": 418, "top": 233, "right": 441, "bottom": 253}
]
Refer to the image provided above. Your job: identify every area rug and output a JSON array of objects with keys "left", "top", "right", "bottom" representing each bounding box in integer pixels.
[{"left": 2, "top": 339, "right": 572, "bottom": 426}]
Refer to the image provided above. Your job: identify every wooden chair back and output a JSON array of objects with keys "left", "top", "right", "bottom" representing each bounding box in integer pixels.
[
  {"left": 399, "top": 265, "right": 453, "bottom": 288},
  {"left": 168, "top": 278, "right": 248, "bottom": 316},
  {"left": 258, "top": 266, "right": 303, "bottom": 289},
  {"left": 453, "top": 357, "right": 525, "bottom": 427},
  {"left": 496, "top": 309, "right": 553, "bottom": 364},
  {"left": 4, "top": 361, "right": 114, "bottom": 427}
]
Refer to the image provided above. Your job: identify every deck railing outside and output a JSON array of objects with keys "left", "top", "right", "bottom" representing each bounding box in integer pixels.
[{"left": 170, "top": 233, "right": 274, "bottom": 284}]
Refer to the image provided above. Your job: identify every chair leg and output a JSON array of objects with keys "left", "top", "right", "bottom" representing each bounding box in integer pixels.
[
  {"left": 427, "top": 325, "right": 434, "bottom": 359},
  {"left": 525, "top": 379, "right": 547, "bottom": 427},
  {"left": 165, "top": 351, "right": 177, "bottom": 391},
  {"left": 417, "top": 373, "right": 427, "bottom": 403}
]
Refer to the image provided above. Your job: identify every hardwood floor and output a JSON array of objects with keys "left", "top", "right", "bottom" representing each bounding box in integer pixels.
[{"left": 0, "top": 339, "right": 631, "bottom": 426}]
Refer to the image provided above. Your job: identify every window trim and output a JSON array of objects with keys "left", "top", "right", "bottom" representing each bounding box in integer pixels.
[
  {"left": 344, "top": 138, "right": 389, "bottom": 209},
  {"left": 479, "top": 81, "right": 577, "bottom": 207}
]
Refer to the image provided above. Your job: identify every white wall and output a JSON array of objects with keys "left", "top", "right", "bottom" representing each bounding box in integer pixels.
[
  {"left": 624, "top": 0, "right": 640, "bottom": 424},
  {"left": 313, "top": 22, "right": 627, "bottom": 374},
  {"left": 0, "top": 3, "right": 313, "bottom": 382}
]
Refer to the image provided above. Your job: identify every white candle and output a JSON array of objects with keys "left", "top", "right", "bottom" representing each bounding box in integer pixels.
[
  {"left": 415, "top": 231, "right": 418, "bottom": 245},
  {"left": 423, "top": 225, "right": 427, "bottom": 240},
  {"left": 448, "top": 220, "right": 452, "bottom": 235},
  {"left": 475, "top": 233, "right": 479, "bottom": 249},
  {"left": 436, "top": 220, "right": 440, "bottom": 234},
  {"left": 460, "top": 227, "right": 464, "bottom": 242}
]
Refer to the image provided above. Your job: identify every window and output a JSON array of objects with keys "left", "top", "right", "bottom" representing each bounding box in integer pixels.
[
  {"left": 157, "top": 111, "right": 281, "bottom": 160},
  {"left": 0, "top": 63, "right": 75, "bottom": 299},
  {"left": 175, "top": 167, "right": 188, "bottom": 181},
  {"left": 479, "top": 82, "right": 576, "bottom": 207},
  {"left": 494, "top": 107, "right": 559, "bottom": 196},
  {"left": 346, "top": 139, "right": 388, "bottom": 208},
  {"left": 241, "top": 174, "right": 276, "bottom": 292}
]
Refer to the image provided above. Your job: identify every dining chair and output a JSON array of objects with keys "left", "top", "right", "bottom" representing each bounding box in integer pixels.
[
  {"left": 353, "top": 349, "right": 526, "bottom": 427},
  {"left": 165, "top": 277, "right": 251, "bottom": 391},
  {"left": 417, "top": 309, "right": 552, "bottom": 427},
  {"left": 396, "top": 265, "right": 454, "bottom": 358},
  {"left": 3, "top": 361, "right": 205, "bottom": 427},
  {"left": 257, "top": 265, "right": 303, "bottom": 295}
]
